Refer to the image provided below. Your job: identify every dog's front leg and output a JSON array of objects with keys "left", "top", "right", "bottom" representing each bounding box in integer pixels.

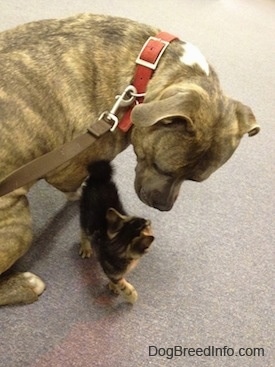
[{"left": 0, "top": 190, "right": 45, "bottom": 306}]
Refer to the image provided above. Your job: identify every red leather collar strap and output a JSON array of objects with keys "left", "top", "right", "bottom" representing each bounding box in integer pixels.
[{"left": 118, "top": 32, "right": 178, "bottom": 132}]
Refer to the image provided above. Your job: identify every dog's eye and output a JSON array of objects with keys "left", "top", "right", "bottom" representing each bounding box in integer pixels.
[
  {"left": 170, "top": 117, "right": 186, "bottom": 126},
  {"left": 152, "top": 162, "right": 163, "bottom": 173},
  {"left": 152, "top": 163, "right": 173, "bottom": 177},
  {"left": 161, "top": 117, "right": 186, "bottom": 128}
]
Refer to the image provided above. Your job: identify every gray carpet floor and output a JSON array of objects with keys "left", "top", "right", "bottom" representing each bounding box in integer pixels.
[{"left": 0, "top": 1, "right": 274, "bottom": 366}]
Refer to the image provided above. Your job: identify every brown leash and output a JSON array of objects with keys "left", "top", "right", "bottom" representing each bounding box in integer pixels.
[
  {"left": 0, "top": 118, "right": 113, "bottom": 197},
  {"left": 0, "top": 32, "right": 177, "bottom": 198},
  {"left": 0, "top": 84, "right": 138, "bottom": 198}
]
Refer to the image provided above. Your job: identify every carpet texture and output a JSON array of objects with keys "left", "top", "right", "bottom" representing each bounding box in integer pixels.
[{"left": 0, "top": 1, "right": 274, "bottom": 366}]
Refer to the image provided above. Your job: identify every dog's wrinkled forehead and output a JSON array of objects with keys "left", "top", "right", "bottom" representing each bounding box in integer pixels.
[
  {"left": 131, "top": 82, "right": 260, "bottom": 182},
  {"left": 132, "top": 123, "right": 206, "bottom": 182}
]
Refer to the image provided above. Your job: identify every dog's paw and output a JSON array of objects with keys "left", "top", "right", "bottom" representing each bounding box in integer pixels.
[
  {"left": 0, "top": 272, "right": 46, "bottom": 306},
  {"left": 22, "top": 272, "right": 46, "bottom": 296}
]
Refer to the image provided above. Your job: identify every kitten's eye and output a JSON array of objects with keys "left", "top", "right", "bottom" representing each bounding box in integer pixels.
[{"left": 130, "top": 219, "right": 148, "bottom": 235}]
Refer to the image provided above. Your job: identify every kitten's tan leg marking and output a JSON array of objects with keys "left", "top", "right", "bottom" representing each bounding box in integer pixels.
[
  {"left": 65, "top": 184, "right": 84, "bottom": 201},
  {"left": 108, "top": 278, "right": 138, "bottom": 304},
  {"left": 79, "top": 230, "right": 93, "bottom": 258}
]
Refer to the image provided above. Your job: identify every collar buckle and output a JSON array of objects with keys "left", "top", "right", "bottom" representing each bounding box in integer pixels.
[{"left": 136, "top": 37, "right": 170, "bottom": 70}]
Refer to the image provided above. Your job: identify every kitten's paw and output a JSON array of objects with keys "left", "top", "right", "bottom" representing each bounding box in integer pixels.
[
  {"left": 23, "top": 272, "right": 46, "bottom": 296},
  {"left": 79, "top": 234, "right": 93, "bottom": 258},
  {"left": 108, "top": 280, "right": 138, "bottom": 304},
  {"left": 79, "top": 231, "right": 93, "bottom": 258},
  {"left": 79, "top": 245, "right": 93, "bottom": 259},
  {"left": 124, "top": 287, "right": 138, "bottom": 304},
  {"left": 108, "top": 282, "right": 120, "bottom": 295}
]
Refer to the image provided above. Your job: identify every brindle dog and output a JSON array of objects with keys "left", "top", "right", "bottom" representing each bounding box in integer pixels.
[{"left": 0, "top": 14, "right": 260, "bottom": 306}]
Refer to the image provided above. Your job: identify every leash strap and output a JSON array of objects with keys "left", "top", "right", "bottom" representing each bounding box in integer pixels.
[
  {"left": 0, "top": 119, "right": 113, "bottom": 197},
  {"left": 0, "top": 32, "right": 177, "bottom": 197}
]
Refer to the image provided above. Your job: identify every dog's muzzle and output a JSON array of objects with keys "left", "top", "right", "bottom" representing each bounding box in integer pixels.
[
  {"left": 135, "top": 182, "right": 179, "bottom": 211},
  {"left": 133, "top": 157, "right": 183, "bottom": 211},
  {"left": 140, "top": 188, "right": 172, "bottom": 211}
]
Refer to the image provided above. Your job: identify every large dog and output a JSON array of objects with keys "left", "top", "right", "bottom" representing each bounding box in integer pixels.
[{"left": 0, "top": 14, "right": 259, "bottom": 306}]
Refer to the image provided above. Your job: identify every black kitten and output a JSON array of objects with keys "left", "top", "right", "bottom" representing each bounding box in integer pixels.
[{"left": 79, "top": 160, "right": 154, "bottom": 303}]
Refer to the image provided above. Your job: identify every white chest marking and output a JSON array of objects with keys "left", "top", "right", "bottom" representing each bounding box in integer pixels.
[{"left": 180, "top": 42, "right": 210, "bottom": 76}]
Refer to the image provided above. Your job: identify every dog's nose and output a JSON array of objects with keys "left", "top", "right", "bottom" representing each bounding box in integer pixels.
[
  {"left": 154, "top": 203, "right": 173, "bottom": 211},
  {"left": 151, "top": 197, "right": 174, "bottom": 211},
  {"left": 139, "top": 188, "right": 174, "bottom": 211},
  {"left": 188, "top": 175, "right": 204, "bottom": 182}
]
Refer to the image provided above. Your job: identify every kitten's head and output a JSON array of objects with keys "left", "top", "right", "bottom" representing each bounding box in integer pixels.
[{"left": 106, "top": 208, "right": 154, "bottom": 257}]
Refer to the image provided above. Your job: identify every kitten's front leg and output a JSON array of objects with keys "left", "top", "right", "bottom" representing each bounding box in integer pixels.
[
  {"left": 79, "top": 230, "right": 93, "bottom": 258},
  {"left": 65, "top": 186, "right": 83, "bottom": 201},
  {"left": 108, "top": 279, "right": 138, "bottom": 304}
]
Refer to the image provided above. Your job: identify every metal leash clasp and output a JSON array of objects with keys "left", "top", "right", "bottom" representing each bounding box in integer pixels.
[{"left": 98, "top": 85, "right": 138, "bottom": 132}]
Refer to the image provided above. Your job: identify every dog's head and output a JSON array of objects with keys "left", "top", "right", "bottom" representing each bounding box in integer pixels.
[{"left": 130, "top": 83, "right": 260, "bottom": 211}]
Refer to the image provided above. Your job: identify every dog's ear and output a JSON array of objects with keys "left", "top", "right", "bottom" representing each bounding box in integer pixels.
[
  {"left": 235, "top": 101, "right": 260, "bottom": 137},
  {"left": 131, "top": 88, "right": 202, "bottom": 132}
]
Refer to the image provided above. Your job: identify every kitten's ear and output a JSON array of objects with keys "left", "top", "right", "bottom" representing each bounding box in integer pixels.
[
  {"left": 106, "top": 208, "right": 126, "bottom": 234},
  {"left": 136, "top": 235, "right": 155, "bottom": 253}
]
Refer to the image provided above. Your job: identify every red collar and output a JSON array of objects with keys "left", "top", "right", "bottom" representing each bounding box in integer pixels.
[{"left": 118, "top": 32, "right": 178, "bottom": 132}]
